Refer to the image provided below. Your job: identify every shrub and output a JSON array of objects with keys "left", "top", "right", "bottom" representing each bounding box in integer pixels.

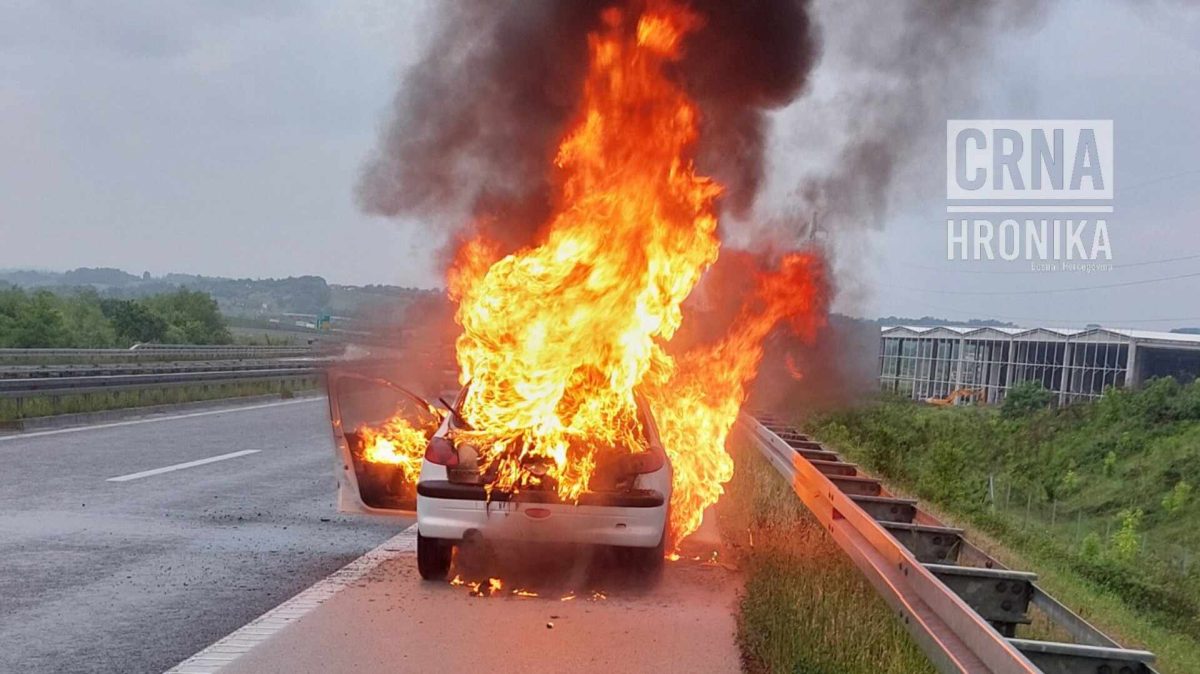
[
  {"left": 1163, "top": 481, "right": 1193, "bottom": 514},
  {"left": 1103, "top": 450, "right": 1117, "bottom": 477},
  {"left": 1001, "top": 381, "right": 1054, "bottom": 418},
  {"left": 916, "top": 439, "right": 985, "bottom": 509},
  {"left": 1110, "top": 508, "right": 1144, "bottom": 562},
  {"left": 1060, "top": 465, "right": 1081, "bottom": 495},
  {"left": 100, "top": 299, "right": 168, "bottom": 343}
]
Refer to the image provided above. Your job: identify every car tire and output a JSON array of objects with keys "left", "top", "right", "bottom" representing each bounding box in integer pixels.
[
  {"left": 620, "top": 521, "right": 667, "bottom": 585},
  {"left": 417, "top": 531, "right": 453, "bottom": 581},
  {"left": 627, "top": 542, "right": 665, "bottom": 581}
]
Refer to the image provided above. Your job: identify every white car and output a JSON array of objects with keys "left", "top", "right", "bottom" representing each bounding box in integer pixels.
[{"left": 327, "top": 371, "right": 672, "bottom": 581}]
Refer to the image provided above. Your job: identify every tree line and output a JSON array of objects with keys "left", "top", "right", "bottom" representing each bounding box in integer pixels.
[{"left": 0, "top": 287, "right": 232, "bottom": 348}]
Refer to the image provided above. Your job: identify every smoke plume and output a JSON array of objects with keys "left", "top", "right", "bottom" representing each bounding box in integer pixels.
[
  {"left": 358, "top": 0, "right": 1052, "bottom": 411},
  {"left": 357, "top": 0, "right": 820, "bottom": 259},
  {"left": 789, "top": 0, "right": 1044, "bottom": 237},
  {"left": 744, "top": 0, "right": 1047, "bottom": 410}
]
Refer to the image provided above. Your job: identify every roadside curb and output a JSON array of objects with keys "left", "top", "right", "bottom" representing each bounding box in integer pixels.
[{"left": 1, "top": 391, "right": 324, "bottom": 434}]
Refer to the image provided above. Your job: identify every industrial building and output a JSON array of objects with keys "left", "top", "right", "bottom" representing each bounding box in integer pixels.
[{"left": 878, "top": 325, "right": 1200, "bottom": 404}]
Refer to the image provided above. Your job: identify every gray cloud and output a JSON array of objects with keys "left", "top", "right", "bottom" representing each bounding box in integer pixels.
[{"left": 0, "top": 0, "right": 1197, "bottom": 328}]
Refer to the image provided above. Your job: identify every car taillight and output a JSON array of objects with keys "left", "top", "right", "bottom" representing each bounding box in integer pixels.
[
  {"left": 424, "top": 437, "right": 459, "bottom": 467},
  {"left": 624, "top": 451, "right": 664, "bottom": 475}
]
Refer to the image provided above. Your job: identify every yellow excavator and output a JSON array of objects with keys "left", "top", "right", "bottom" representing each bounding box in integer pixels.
[{"left": 925, "top": 388, "right": 985, "bottom": 407}]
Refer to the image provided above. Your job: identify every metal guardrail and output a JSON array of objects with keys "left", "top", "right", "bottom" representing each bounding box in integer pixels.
[
  {"left": 129, "top": 343, "right": 313, "bottom": 350},
  {"left": 0, "top": 346, "right": 318, "bottom": 362},
  {"left": 0, "top": 360, "right": 332, "bottom": 379},
  {"left": 738, "top": 413, "right": 1157, "bottom": 674},
  {"left": 0, "top": 367, "right": 320, "bottom": 399}
]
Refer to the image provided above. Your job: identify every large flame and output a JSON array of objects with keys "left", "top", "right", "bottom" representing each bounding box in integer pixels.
[
  {"left": 644, "top": 254, "right": 826, "bottom": 542},
  {"left": 364, "top": 0, "right": 828, "bottom": 550},
  {"left": 450, "top": 3, "right": 718, "bottom": 509}
]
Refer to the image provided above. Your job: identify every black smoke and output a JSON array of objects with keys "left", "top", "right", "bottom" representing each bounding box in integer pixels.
[
  {"left": 357, "top": 0, "right": 820, "bottom": 260},
  {"left": 794, "top": 0, "right": 1045, "bottom": 236}
]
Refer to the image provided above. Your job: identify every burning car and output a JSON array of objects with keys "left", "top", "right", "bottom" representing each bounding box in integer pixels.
[
  {"left": 327, "top": 371, "right": 671, "bottom": 581},
  {"left": 325, "top": 0, "right": 830, "bottom": 589}
]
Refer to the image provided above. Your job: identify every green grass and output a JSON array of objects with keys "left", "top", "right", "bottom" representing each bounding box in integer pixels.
[
  {"left": 807, "top": 382, "right": 1200, "bottom": 674},
  {"left": 0, "top": 377, "right": 318, "bottom": 424},
  {"left": 951, "top": 515, "right": 1200, "bottom": 672},
  {"left": 720, "top": 436, "right": 934, "bottom": 674}
]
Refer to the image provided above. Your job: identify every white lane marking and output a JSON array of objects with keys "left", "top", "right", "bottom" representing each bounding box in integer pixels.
[
  {"left": 0, "top": 397, "right": 323, "bottom": 443},
  {"left": 165, "top": 524, "right": 417, "bottom": 674},
  {"left": 106, "top": 450, "right": 261, "bottom": 482}
]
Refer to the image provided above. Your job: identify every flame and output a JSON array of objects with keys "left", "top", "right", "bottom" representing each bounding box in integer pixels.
[
  {"left": 644, "top": 253, "right": 826, "bottom": 542},
  {"left": 450, "top": 1, "right": 719, "bottom": 517},
  {"left": 362, "top": 0, "right": 828, "bottom": 552},
  {"left": 357, "top": 412, "right": 437, "bottom": 483},
  {"left": 784, "top": 353, "right": 805, "bottom": 381},
  {"left": 447, "top": 1, "right": 826, "bottom": 547},
  {"left": 462, "top": 576, "right": 504, "bottom": 597}
]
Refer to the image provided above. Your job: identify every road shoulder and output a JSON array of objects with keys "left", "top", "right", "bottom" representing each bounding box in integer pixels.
[{"left": 175, "top": 524, "right": 742, "bottom": 674}]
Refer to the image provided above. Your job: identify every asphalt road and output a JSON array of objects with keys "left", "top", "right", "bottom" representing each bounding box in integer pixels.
[{"left": 0, "top": 397, "right": 410, "bottom": 674}]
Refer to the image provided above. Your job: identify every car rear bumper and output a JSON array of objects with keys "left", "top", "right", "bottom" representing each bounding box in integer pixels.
[
  {"left": 416, "top": 480, "right": 664, "bottom": 507},
  {"left": 416, "top": 481, "right": 667, "bottom": 548}
]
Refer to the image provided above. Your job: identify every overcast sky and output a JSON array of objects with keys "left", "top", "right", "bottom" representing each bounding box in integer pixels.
[{"left": 2, "top": 0, "right": 1198, "bottom": 328}]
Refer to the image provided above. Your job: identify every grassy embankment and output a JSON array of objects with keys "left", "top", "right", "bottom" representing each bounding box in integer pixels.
[
  {"left": 808, "top": 379, "right": 1200, "bottom": 673},
  {"left": 720, "top": 434, "right": 934, "bottom": 674}
]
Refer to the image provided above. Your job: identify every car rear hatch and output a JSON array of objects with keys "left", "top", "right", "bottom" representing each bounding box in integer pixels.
[{"left": 327, "top": 369, "right": 444, "bottom": 515}]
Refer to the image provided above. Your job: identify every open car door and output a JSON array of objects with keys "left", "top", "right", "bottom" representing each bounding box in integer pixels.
[{"left": 327, "top": 369, "right": 443, "bottom": 515}]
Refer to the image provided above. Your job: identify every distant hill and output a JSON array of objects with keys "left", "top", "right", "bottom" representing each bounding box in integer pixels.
[
  {"left": 0, "top": 268, "right": 438, "bottom": 318},
  {"left": 62, "top": 267, "right": 143, "bottom": 287},
  {"left": 868, "top": 315, "right": 1019, "bottom": 329},
  {"left": 0, "top": 269, "right": 67, "bottom": 287}
]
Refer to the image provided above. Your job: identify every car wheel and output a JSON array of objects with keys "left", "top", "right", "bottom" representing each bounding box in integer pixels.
[
  {"left": 627, "top": 543, "right": 665, "bottom": 581},
  {"left": 417, "top": 531, "right": 453, "bottom": 581},
  {"left": 621, "top": 524, "right": 666, "bottom": 585}
]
